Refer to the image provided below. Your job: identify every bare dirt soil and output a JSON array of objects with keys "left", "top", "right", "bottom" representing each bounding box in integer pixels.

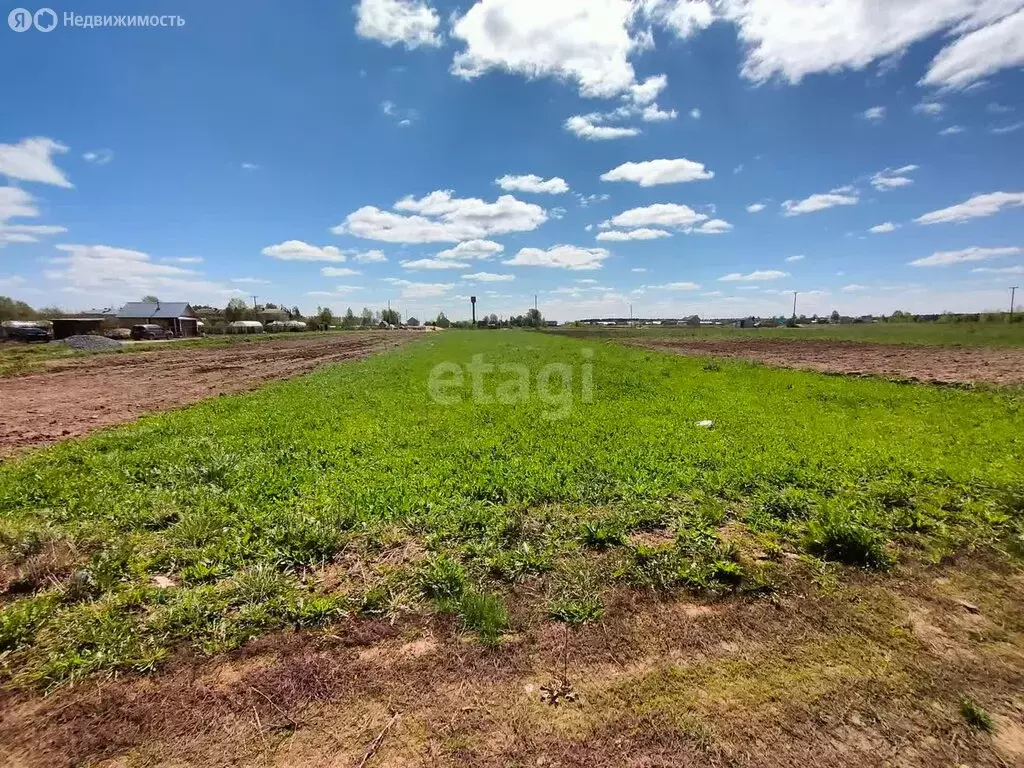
[
  {"left": 1, "top": 559, "right": 1021, "bottom": 768},
  {"left": 0, "top": 333, "right": 414, "bottom": 457},
  {"left": 635, "top": 338, "right": 1024, "bottom": 386}
]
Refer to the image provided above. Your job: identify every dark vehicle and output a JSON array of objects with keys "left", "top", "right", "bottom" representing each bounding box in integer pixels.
[
  {"left": 130, "top": 324, "right": 174, "bottom": 341},
  {"left": 3, "top": 324, "right": 51, "bottom": 343}
]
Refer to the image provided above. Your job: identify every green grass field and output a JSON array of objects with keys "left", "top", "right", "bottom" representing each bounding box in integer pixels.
[
  {"left": 550, "top": 321, "right": 1024, "bottom": 347},
  {"left": 2, "top": 330, "right": 1022, "bottom": 688}
]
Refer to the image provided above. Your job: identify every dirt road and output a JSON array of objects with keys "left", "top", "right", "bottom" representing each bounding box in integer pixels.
[
  {"left": 636, "top": 338, "right": 1024, "bottom": 386},
  {"left": 0, "top": 333, "right": 414, "bottom": 457}
]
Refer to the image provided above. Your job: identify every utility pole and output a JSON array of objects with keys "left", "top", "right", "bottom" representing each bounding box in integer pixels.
[
  {"left": 1011, "top": 286, "right": 1019, "bottom": 319},
  {"left": 792, "top": 291, "right": 798, "bottom": 320},
  {"left": 470, "top": 295, "right": 477, "bottom": 326},
  {"left": 630, "top": 304, "right": 633, "bottom": 327}
]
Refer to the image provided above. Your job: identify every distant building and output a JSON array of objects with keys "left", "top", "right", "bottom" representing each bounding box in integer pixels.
[{"left": 117, "top": 302, "right": 200, "bottom": 337}]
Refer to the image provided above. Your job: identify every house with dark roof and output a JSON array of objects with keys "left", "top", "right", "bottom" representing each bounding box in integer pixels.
[{"left": 117, "top": 302, "right": 200, "bottom": 337}]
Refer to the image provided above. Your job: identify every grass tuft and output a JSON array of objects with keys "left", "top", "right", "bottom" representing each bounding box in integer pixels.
[{"left": 960, "top": 699, "right": 994, "bottom": 732}]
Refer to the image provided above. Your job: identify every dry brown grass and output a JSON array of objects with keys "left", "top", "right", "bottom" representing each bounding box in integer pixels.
[{"left": 1, "top": 555, "right": 1022, "bottom": 767}]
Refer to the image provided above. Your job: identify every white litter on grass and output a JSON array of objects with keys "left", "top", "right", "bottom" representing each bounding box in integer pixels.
[{"left": 696, "top": 420, "right": 714, "bottom": 428}]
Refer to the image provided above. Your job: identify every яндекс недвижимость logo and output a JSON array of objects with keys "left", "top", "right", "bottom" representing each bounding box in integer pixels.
[
  {"left": 8, "top": 9, "right": 184, "bottom": 31},
  {"left": 8, "top": 8, "right": 56, "bottom": 31}
]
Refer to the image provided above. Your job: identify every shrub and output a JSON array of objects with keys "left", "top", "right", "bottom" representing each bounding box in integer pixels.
[
  {"left": 960, "top": 699, "right": 993, "bottom": 732},
  {"left": 580, "top": 519, "right": 626, "bottom": 549},
  {"left": 232, "top": 564, "right": 291, "bottom": 604},
  {"left": 417, "top": 554, "right": 467, "bottom": 600},
  {"left": 457, "top": 590, "right": 509, "bottom": 645},
  {"left": 547, "top": 595, "right": 604, "bottom": 625},
  {"left": 804, "top": 507, "right": 891, "bottom": 570},
  {"left": 759, "top": 488, "right": 815, "bottom": 521}
]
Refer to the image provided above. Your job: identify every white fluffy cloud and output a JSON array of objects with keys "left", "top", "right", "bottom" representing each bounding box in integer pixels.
[
  {"left": 992, "top": 122, "right": 1024, "bottom": 134},
  {"left": 564, "top": 114, "right": 641, "bottom": 140},
  {"left": 607, "top": 203, "right": 709, "bottom": 231},
  {"left": 869, "top": 222, "right": 899, "bottom": 234},
  {"left": 495, "top": 174, "right": 570, "bottom": 194},
  {"left": 0, "top": 137, "right": 72, "bottom": 188},
  {"left": 915, "top": 192, "right": 1024, "bottom": 225},
  {"left": 719, "top": 0, "right": 1024, "bottom": 90},
  {"left": 627, "top": 74, "right": 668, "bottom": 105},
  {"left": 336, "top": 190, "right": 547, "bottom": 243},
  {"left": 503, "top": 244, "right": 610, "bottom": 270},
  {"left": 83, "top": 149, "right": 114, "bottom": 165},
  {"left": 719, "top": 269, "right": 788, "bottom": 282},
  {"left": 0, "top": 187, "right": 66, "bottom": 245},
  {"left": 231, "top": 277, "right": 271, "bottom": 285},
  {"left": 972, "top": 265, "right": 1024, "bottom": 274},
  {"left": 860, "top": 106, "right": 886, "bottom": 121},
  {"left": 353, "top": 249, "right": 389, "bottom": 263},
  {"left": 320, "top": 267, "right": 362, "bottom": 277},
  {"left": 383, "top": 278, "right": 455, "bottom": 298},
  {"left": 642, "top": 0, "right": 715, "bottom": 38},
  {"left": 262, "top": 240, "right": 347, "bottom": 262},
  {"left": 462, "top": 272, "right": 516, "bottom": 282},
  {"left": 913, "top": 102, "right": 944, "bottom": 116},
  {"left": 0, "top": 187, "right": 38, "bottom": 221},
  {"left": 642, "top": 104, "right": 679, "bottom": 122},
  {"left": 596, "top": 227, "right": 671, "bottom": 241},
  {"left": 355, "top": 0, "right": 441, "bottom": 49},
  {"left": 308, "top": 286, "right": 364, "bottom": 297},
  {"left": 601, "top": 158, "right": 714, "bottom": 186},
  {"left": 908, "top": 246, "right": 1022, "bottom": 266},
  {"left": 451, "top": 0, "right": 643, "bottom": 98},
  {"left": 695, "top": 218, "right": 733, "bottom": 234},
  {"left": 782, "top": 187, "right": 859, "bottom": 216},
  {"left": 0, "top": 223, "right": 68, "bottom": 245},
  {"left": 400, "top": 258, "right": 471, "bottom": 270},
  {"left": 436, "top": 239, "right": 505, "bottom": 260},
  {"left": 785, "top": 254, "right": 806, "bottom": 262},
  {"left": 651, "top": 281, "right": 701, "bottom": 290},
  {"left": 922, "top": 9, "right": 1024, "bottom": 89},
  {"left": 44, "top": 244, "right": 229, "bottom": 300},
  {"left": 871, "top": 165, "right": 919, "bottom": 191},
  {"left": 940, "top": 125, "right": 966, "bottom": 136},
  {"left": 746, "top": 202, "right": 766, "bottom": 213}
]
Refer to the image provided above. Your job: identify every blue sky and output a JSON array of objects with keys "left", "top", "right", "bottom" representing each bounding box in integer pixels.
[{"left": 2, "top": 0, "right": 1023, "bottom": 322}]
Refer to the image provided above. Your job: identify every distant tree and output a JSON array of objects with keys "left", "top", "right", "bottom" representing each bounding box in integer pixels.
[
  {"left": 525, "top": 308, "right": 543, "bottom": 328},
  {"left": 487, "top": 313, "right": 498, "bottom": 325},
  {"left": 889, "top": 310, "right": 914, "bottom": 322},
  {"left": 434, "top": 311, "right": 450, "bottom": 328},
  {"left": 360, "top": 307, "right": 373, "bottom": 327},
  {"left": 224, "top": 297, "right": 250, "bottom": 322},
  {"left": 36, "top": 305, "right": 65, "bottom": 320},
  {"left": 315, "top": 306, "right": 334, "bottom": 329},
  {"left": 407, "top": 316, "right": 420, "bottom": 327},
  {"left": 830, "top": 310, "right": 840, "bottom": 323},
  {"left": 342, "top": 307, "right": 357, "bottom": 329},
  {"left": 142, "top": 295, "right": 159, "bottom": 303},
  {"left": 686, "top": 314, "right": 701, "bottom": 327},
  {"left": 290, "top": 306, "right": 303, "bottom": 320},
  {"left": 381, "top": 308, "right": 401, "bottom": 325},
  {"left": 0, "top": 296, "right": 39, "bottom": 322}
]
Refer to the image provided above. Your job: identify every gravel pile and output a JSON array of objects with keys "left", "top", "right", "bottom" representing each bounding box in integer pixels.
[{"left": 59, "top": 335, "right": 124, "bottom": 352}]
